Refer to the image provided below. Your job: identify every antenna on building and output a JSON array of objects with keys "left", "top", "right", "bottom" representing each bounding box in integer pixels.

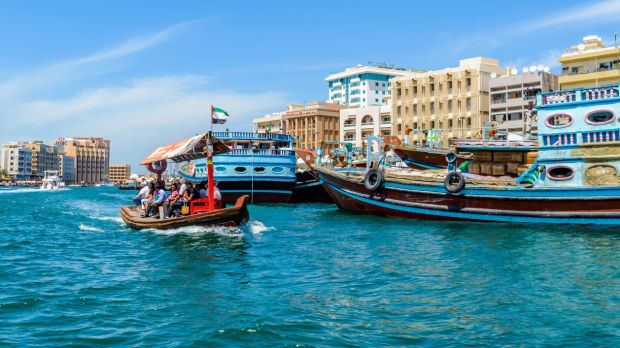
[
  {"left": 543, "top": 66, "right": 550, "bottom": 73},
  {"left": 510, "top": 68, "right": 518, "bottom": 75},
  {"left": 528, "top": 65, "right": 537, "bottom": 73},
  {"left": 615, "top": 32, "right": 618, "bottom": 48},
  {"left": 490, "top": 72, "right": 497, "bottom": 78},
  {"left": 522, "top": 67, "right": 528, "bottom": 74}
]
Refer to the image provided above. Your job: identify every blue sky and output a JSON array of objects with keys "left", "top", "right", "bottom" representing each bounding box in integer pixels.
[{"left": 1, "top": 0, "right": 620, "bottom": 171}]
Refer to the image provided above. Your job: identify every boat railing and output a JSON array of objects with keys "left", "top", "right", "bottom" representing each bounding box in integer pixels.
[
  {"left": 540, "top": 129, "right": 620, "bottom": 146},
  {"left": 212, "top": 131, "right": 295, "bottom": 143},
  {"left": 539, "top": 85, "right": 620, "bottom": 107},
  {"left": 225, "top": 149, "right": 296, "bottom": 156}
]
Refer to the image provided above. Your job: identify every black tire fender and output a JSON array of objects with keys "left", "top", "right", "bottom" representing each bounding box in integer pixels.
[
  {"left": 364, "top": 169, "right": 384, "bottom": 191},
  {"left": 444, "top": 171, "right": 465, "bottom": 194}
]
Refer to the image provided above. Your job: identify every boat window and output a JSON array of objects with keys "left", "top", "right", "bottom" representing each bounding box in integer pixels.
[
  {"left": 545, "top": 113, "right": 573, "bottom": 128},
  {"left": 547, "top": 166, "right": 575, "bottom": 181},
  {"left": 585, "top": 110, "right": 614, "bottom": 125},
  {"left": 254, "top": 167, "right": 266, "bottom": 173},
  {"left": 215, "top": 166, "right": 227, "bottom": 172},
  {"left": 272, "top": 166, "right": 284, "bottom": 174},
  {"left": 234, "top": 166, "right": 247, "bottom": 174}
]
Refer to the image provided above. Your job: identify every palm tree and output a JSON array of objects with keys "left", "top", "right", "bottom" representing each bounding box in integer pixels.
[{"left": 0, "top": 168, "right": 8, "bottom": 180}]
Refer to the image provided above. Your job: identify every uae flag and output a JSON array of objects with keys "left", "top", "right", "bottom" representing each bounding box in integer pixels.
[{"left": 211, "top": 105, "right": 230, "bottom": 124}]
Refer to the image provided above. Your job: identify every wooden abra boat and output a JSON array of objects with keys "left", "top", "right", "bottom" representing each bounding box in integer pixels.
[
  {"left": 120, "top": 195, "right": 249, "bottom": 230},
  {"left": 315, "top": 84, "right": 620, "bottom": 225}
]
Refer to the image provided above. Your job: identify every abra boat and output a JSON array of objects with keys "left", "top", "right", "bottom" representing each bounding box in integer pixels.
[
  {"left": 315, "top": 84, "right": 620, "bottom": 225},
  {"left": 123, "top": 133, "right": 250, "bottom": 230},
  {"left": 178, "top": 132, "right": 297, "bottom": 204},
  {"left": 121, "top": 195, "right": 249, "bottom": 230}
]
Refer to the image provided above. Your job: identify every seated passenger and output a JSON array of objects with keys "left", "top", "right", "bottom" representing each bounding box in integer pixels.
[
  {"left": 164, "top": 183, "right": 181, "bottom": 218},
  {"left": 140, "top": 182, "right": 155, "bottom": 215},
  {"left": 199, "top": 181, "right": 208, "bottom": 199},
  {"left": 145, "top": 183, "right": 168, "bottom": 218},
  {"left": 133, "top": 182, "right": 149, "bottom": 209},
  {"left": 182, "top": 182, "right": 195, "bottom": 204}
]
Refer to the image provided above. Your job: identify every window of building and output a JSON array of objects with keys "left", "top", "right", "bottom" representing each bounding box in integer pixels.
[
  {"left": 466, "top": 118, "right": 471, "bottom": 128},
  {"left": 466, "top": 98, "right": 471, "bottom": 111},
  {"left": 430, "top": 121, "right": 435, "bottom": 129},
  {"left": 351, "top": 97, "right": 360, "bottom": 103},
  {"left": 375, "top": 82, "right": 379, "bottom": 86},
  {"left": 448, "top": 119, "right": 453, "bottom": 128},
  {"left": 448, "top": 100, "right": 453, "bottom": 112},
  {"left": 413, "top": 122, "right": 418, "bottom": 129},
  {"left": 507, "top": 91, "right": 522, "bottom": 99},
  {"left": 382, "top": 91, "right": 385, "bottom": 95},
  {"left": 430, "top": 102, "right": 435, "bottom": 114},
  {"left": 375, "top": 98, "right": 379, "bottom": 103},
  {"left": 363, "top": 82, "right": 366, "bottom": 85}
]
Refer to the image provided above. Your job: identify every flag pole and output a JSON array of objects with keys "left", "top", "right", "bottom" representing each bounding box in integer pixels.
[{"left": 207, "top": 104, "right": 215, "bottom": 210}]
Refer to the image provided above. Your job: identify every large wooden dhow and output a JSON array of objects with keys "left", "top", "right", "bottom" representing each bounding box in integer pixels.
[{"left": 315, "top": 84, "right": 620, "bottom": 225}]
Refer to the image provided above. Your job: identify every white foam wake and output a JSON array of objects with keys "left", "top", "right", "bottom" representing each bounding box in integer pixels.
[
  {"left": 247, "top": 220, "right": 275, "bottom": 235},
  {"left": 79, "top": 223, "right": 103, "bottom": 232},
  {"left": 143, "top": 225, "right": 244, "bottom": 237}
]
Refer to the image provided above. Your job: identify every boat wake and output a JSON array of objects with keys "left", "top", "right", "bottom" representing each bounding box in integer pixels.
[
  {"left": 247, "top": 220, "right": 275, "bottom": 235},
  {"left": 79, "top": 223, "right": 103, "bottom": 232},
  {"left": 0, "top": 188, "right": 69, "bottom": 194},
  {"left": 142, "top": 225, "right": 244, "bottom": 238}
]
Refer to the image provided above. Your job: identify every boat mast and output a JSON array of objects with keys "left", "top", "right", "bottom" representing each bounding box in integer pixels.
[{"left": 207, "top": 105, "right": 216, "bottom": 210}]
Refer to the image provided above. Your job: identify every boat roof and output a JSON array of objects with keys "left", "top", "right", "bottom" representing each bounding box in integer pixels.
[
  {"left": 140, "top": 133, "right": 230, "bottom": 165},
  {"left": 454, "top": 140, "right": 537, "bottom": 152}
]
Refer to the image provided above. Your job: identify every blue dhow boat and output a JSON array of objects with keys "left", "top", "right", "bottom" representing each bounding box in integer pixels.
[
  {"left": 179, "top": 132, "right": 297, "bottom": 203},
  {"left": 315, "top": 84, "right": 620, "bottom": 225}
]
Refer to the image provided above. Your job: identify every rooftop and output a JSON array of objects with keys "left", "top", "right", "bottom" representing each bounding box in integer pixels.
[{"left": 325, "top": 65, "right": 421, "bottom": 82}]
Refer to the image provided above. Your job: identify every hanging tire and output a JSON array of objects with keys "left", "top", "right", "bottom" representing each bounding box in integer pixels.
[
  {"left": 444, "top": 172, "right": 465, "bottom": 193},
  {"left": 445, "top": 152, "right": 458, "bottom": 165},
  {"left": 364, "top": 169, "right": 384, "bottom": 191}
]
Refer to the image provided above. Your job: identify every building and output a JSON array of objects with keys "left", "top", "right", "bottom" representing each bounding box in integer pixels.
[
  {"left": 391, "top": 57, "right": 506, "bottom": 145},
  {"left": 0, "top": 143, "right": 32, "bottom": 181},
  {"left": 253, "top": 112, "right": 285, "bottom": 133},
  {"left": 21, "top": 141, "right": 59, "bottom": 179},
  {"left": 325, "top": 65, "right": 419, "bottom": 108},
  {"left": 60, "top": 137, "right": 110, "bottom": 184},
  {"left": 489, "top": 71, "right": 559, "bottom": 134},
  {"left": 58, "top": 155, "right": 75, "bottom": 183},
  {"left": 558, "top": 35, "right": 620, "bottom": 89},
  {"left": 109, "top": 164, "right": 131, "bottom": 184},
  {"left": 340, "top": 102, "right": 392, "bottom": 148},
  {"left": 282, "top": 101, "right": 347, "bottom": 152}
]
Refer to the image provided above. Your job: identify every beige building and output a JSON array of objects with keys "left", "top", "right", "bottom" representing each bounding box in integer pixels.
[
  {"left": 558, "top": 35, "right": 620, "bottom": 89},
  {"left": 109, "top": 164, "right": 131, "bottom": 184},
  {"left": 253, "top": 112, "right": 285, "bottom": 133},
  {"left": 391, "top": 57, "right": 506, "bottom": 145},
  {"left": 22, "top": 141, "right": 58, "bottom": 179},
  {"left": 283, "top": 101, "right": 347, "bottom": 152},
  {"left": 59, "top": 137, "right": 110, "bottom": 184}
]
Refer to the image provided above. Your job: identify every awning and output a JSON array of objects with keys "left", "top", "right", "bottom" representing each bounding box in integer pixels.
[{"left": 140, "top": 133, "right": 230, "bottom": 165}]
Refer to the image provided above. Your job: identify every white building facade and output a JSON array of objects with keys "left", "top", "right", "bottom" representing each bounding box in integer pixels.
[
  {"left": 0, "top": 143, "right": 33, "bottom": 180},
  {"left": 326, "top": 65, "right": 417, "bottom": 108},
  {"left": 253, "top": 112, "right": 285, "bottom": 133},
  {"left": 340, "top": 104, "right": 392, "bottom": 147}
]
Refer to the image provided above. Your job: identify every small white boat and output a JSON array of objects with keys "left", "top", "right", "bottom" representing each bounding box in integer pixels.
[{"left": 40, "top": 170, "right": 65, "bottom": 190}]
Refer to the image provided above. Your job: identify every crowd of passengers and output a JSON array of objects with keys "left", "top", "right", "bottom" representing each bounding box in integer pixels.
[{"left": 132, "top": 179, "right": 222, "bottom": 219}]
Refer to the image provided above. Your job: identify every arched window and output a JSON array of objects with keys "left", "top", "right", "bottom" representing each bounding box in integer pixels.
[
  {"left": 585, "top": 110, "right": 614, "bottom": 125},
  {"left": 547, "top": 165, "right": 575, "bottom": 181},
  {"left": 545, "top": 114, "right": 573, "bottom": 128},
  {"left": 361, "top": 115, "right": 374, "bottom": 125}
]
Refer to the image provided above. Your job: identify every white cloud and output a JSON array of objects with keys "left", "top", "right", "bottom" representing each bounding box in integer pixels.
[
  {"left": 519, "top": 0, "right": 620, "bottom": 33},
  {"left": 0, "top": 75, "right": 290, "bottom": 171}
]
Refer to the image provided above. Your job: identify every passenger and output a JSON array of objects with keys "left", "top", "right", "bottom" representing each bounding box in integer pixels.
[
  {"left": 199, "top": 181, "right": 208, "bottom": 199},
  {"left": 182, "top": 182, "right": 195, "bottom": 204},
  {"left": 133, "top": 182, "right": 149, "bottom": 209},
  {"left": 164, "top": 183, "right": 181, "bottom": 218},
  {"left": 145, "top": 183, "right": 168, "bottom": 218},
  {"left": 140, "top": 182, "right": 155, "bottom": 215},
  {"left": 178, "top": 178, "right": 187, "bottom": 198}
]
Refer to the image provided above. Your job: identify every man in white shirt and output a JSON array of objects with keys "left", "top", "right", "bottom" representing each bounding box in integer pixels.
[{"left": 133, "top": 182, "right": 149, "bottom": 207}]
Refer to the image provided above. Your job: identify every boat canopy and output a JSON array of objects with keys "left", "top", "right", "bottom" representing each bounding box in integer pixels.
[{"left": 140, "top": 133, "right": 230, "bottom": 165}]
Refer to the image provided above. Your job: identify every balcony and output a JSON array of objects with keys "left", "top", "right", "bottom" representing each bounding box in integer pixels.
[
  {"left": 539, "top": 85, "right": 620, "bottom": 107},
  {"left": 361, "top": 122, "right": 374, "bottom": 129}
]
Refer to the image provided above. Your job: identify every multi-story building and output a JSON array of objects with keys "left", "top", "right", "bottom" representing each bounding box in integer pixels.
[
  {"left": 325, "top": 65, "right": 419, "bottom": 108},
  {"left": 340, "top": 102, "right": 392, "bottom": 148},
  {"left": 282, "top": 101, "right": 347, "bottom": 152},
  {"left": 109, "top": 164, "right": 131, "bottom": 184},
  {"left": 58, "top": 155, "right": 75, "bottom": 183},
  {"left": 391, "top": 57, "right": 506, "bottom": 145},
  {"left": 558, "top": 35, "right": 620, "bottom": 89},
  {"left": 0, "top": 143, "right": 32, "bottom": 181},
  {"left": 60, "top": 137, "right": 110, "bottom": 184},
  {"left": 21, "top": 141, "right": 59, "bottom": 179},
  {"left": 489, "top": 71, "right": 559, "bottom": 134},
  {"left": 253, "top": 112, "right": 285, "bottom": 133}
]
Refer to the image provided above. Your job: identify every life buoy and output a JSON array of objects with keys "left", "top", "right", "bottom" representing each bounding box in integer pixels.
[
  {"left": 488, "top": 128, "right": 497, "bottom": 138},
  {"left": 146, "top": 160, "right": 167, "bottom": 175},
  {"left": 364, "top": 169, "right": 384, "bottom": 191},
  {"left": 444, "top": 172, "right": 465, "bottom": 193}
]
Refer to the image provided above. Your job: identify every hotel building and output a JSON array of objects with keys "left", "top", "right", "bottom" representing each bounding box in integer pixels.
[
  {"left": 253, "top": 111, "right": 285, "bottom": 134},
  {"left": 325, "top": 65, "right": 418, "bottom": 108},
  {"left": 558, "top": 35, "right": 620, "bottom": 89},
  {"left": 58, "top": 155, "right": 75, "bottom": 183},
  {"left": 282, "top": 101, "right": 347, "bottom": 152},
  {"left": 489, "top": 71, "right": 559, "bottom": 134},
  {"left": 21, "top": 141, "right": 59, "bottom": 179},
  {"left": 340, "top": 101, "right": 392, "bottom": 148},
  {"left": 60, "top": 137, "right": 110, "bottom": 184},
  {"left": 109, "top": 164, "right": 131, "bottom": 184},
  {"left": 0, "top": 143, "right": 32, "bottom": 181},
  {"left": 391, "top": 57, "right": 506, "bottom": 145}
]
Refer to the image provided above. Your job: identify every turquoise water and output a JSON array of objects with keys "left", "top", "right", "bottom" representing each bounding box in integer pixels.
[{"left": 0, "top": 187, "right": 619, "bottom": 346}]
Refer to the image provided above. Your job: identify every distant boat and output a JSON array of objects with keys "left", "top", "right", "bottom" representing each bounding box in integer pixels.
[{"left": 40, "top": 171, "right": 65, "bottom": 190}]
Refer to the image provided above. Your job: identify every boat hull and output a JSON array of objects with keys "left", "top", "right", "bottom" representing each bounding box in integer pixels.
[
  {"left": 120, "top": 195, "right": 250, "bottom": 230},
  {"left": 315, "top": 167, "right": 620, "bottom": 225},
  {"left": 392, "top": 145, "right": 452, "bottom": 170},
  {"left": 290, "top": 170, "right": 332, "bottom": 203}
]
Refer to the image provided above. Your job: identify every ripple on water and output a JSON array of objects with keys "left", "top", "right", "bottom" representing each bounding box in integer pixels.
[{"left": 0, "top": 187, "right": 618, "bottom": 346}]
